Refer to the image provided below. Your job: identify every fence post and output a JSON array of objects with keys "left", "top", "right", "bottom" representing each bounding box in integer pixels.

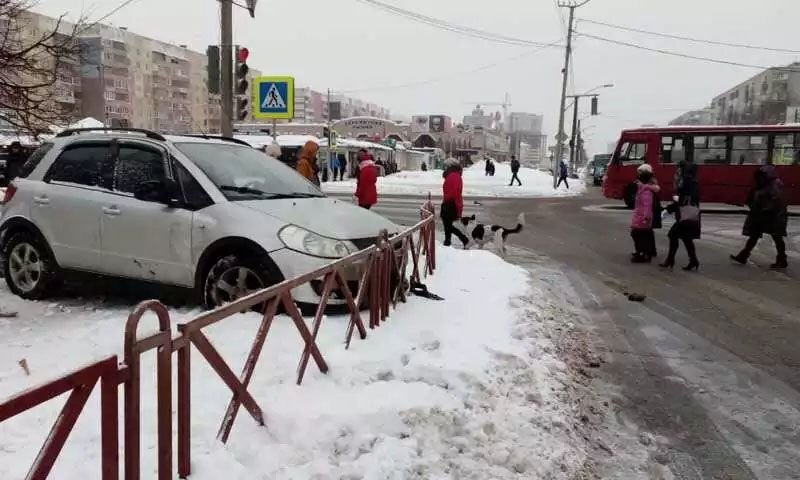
[
  {"left": 124, "top": 300, "right": 173, "bottom": 480},
  {"left": 100, "top": 361, "right": 119, "bottom": 480},
  {"left": 177, "top": 336, "right": 191, "bottom": 478}
]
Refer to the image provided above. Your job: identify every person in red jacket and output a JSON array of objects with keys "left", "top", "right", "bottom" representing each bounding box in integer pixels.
[
  {"left": 354, "top": 149, "right": 378, "bottom": 209},
  {"left": 441, "top": 158, "right": 470, "bottom": 248}
]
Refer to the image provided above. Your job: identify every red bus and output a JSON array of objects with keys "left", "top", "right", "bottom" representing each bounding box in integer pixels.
[{"left": 603, "top": 125, "right": 800, "bottom": 207}]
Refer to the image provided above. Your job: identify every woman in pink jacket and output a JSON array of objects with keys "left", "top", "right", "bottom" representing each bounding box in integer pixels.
[{"left": 630, "top": 164, "right": 661, "bottom": 263}]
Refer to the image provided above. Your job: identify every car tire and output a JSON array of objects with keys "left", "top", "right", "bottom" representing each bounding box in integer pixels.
[
  {"left": 202, "top": 251, "right": 283, "bottom": 311},
  {"left": 624, "top": 183, "right": 637, "bottom": 209},
  {"left": 3, "top": 231, "right": 61, "bottom": 300}
]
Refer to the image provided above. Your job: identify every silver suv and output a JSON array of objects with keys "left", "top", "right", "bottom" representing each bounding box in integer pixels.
[{"left": 0, "top": 128, "right": 397, "bottom": 308}]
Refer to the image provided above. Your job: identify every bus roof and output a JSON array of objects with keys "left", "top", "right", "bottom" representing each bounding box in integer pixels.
[{"left": 622, "top": 124, "right": 800, "bottom": 135}]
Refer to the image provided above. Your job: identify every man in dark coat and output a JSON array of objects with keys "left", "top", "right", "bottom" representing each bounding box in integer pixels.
[
  {"left": 6, "top": 141, "right": 27, "bottom": 181},
  {"left": 508, "top": 156, "right": 522, "bottom": 186},
  {"left": 731, "top": 165, "right": 789, "bottom": 268}
]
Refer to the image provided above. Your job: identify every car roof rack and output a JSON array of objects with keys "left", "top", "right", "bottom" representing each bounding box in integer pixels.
[
  {"left": 55, "top": 127, "right": 166, "bottom": 141},
  {"left": 180, "top": 134, "right": 252, "bottom": 147}
]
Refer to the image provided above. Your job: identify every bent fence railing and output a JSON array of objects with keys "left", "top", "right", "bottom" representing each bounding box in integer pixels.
[{"left": 0, "top": 202, "right": 437, "bottom": 480}]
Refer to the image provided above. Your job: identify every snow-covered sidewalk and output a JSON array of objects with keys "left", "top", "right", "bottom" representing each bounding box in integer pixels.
[
  {"left": 323, "top": 162, "right": 584, "bottom": 198},
  {"left": 0, "top": 246, "right": 588, "bottom": 479}
]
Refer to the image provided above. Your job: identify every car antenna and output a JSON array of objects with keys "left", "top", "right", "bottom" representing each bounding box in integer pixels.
[{"left": 181, "top": 104, "right": 209, "bottom": 139}]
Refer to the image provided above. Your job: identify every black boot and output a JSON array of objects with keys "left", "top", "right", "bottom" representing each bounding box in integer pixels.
[
  {"left": 730, "top": 253, "right": 748, "bottom": 265},
  {"left": 771, "top": 255, "right": 788, "bottom": 269}
]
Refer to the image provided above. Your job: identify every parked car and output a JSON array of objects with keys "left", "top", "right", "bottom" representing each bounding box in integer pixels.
[{"left": 0, "top": 128, "right": 399, "bottom": 308}]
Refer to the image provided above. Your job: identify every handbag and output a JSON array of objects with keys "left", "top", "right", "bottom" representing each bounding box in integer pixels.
[{"left": 679, "top": 204, "right": 700, "bottom": 223}]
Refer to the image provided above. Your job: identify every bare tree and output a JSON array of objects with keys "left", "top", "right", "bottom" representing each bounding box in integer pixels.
[{"left": 0, "top": 1, "right": 85, "bottom": 135}]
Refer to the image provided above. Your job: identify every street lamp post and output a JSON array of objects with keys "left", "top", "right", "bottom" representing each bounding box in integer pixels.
[{"left": 566, "top": 83, "right": 613, "bottom": 173}]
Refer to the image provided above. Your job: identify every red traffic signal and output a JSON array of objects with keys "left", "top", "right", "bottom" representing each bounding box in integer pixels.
[{"left": 237, "top": 47, "right": 249, "bottom": 63}]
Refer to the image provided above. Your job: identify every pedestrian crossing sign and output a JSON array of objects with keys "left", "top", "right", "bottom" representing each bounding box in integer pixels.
[{"left": 252, "top": 76, "right": 294, "bottom": 120}]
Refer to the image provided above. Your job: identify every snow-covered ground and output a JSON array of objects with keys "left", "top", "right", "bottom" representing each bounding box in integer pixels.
[
  {"left": 323, "top": 162, "right": 584, "bottom": 198},
  {"left": 0, "top": 246, "right": 590, "bottom": 479}
]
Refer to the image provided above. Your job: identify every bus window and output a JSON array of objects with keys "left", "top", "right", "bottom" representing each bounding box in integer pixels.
[
  {"left": 618, "top": 141, "right": 647, "bottom": 166},
  {"left": 731, "top": 135, "right": 768, "bottom": 165},
  {"left": 772, "top": 133, "right": 800, "bottom": 165},
  {"left": 661, "top": 135, "right": 686, "bottom": 164},
  {"left": 693, "top": 135, "right": 728, "bottom": 164}
]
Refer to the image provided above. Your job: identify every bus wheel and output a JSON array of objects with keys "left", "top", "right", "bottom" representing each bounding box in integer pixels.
[{"left": 623, "top": 183, "right": 637, "bottom": 209}]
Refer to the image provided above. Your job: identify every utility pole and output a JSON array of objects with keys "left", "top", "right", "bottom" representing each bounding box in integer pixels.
[
  {"left": 220, "top": 0, "right": 233, "bottom": 137},
  {"left": 569, "top": 97, "right": 579, "bottom": 174},
  {"left": 554, "top": 3, "right": 575, "bottom": 188},
  {"left": 554, "top": 0, "right": 593, "bottom": 187}
]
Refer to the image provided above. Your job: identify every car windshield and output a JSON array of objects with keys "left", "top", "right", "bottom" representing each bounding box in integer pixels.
[{"left": 174, "top": 142, "right": 324, "bottom": 201}]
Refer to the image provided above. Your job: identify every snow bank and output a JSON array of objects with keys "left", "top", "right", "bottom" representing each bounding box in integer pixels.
[
  {"left": 322, "top": 161, "right": 584, "bottom": 198},
  {"left": 0, "top": 246, "right": 585, "bottom": 479}
]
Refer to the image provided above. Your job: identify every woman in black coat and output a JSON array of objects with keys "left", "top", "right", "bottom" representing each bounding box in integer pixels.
[
  {"left": 660, "top": 161, "right": 701, "bottom": 271},
  {"left": 730, "top": 165, "right": 788, "bottom": 268}
]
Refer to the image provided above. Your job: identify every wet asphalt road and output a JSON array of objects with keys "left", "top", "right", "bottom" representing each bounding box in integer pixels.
[{"left": 331, "top": 189, "right": 800, "bottom": 479}]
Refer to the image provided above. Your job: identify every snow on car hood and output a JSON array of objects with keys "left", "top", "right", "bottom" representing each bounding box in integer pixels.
[{"left": 238, "top": 197, "right": 400, "bottom": 240}]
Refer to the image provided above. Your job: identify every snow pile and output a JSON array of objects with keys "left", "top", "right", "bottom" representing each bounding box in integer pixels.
[
  {"left": 0, "top": 246, "right": 586, "bottom": 479},
  {"left": 322, "top": 161, "right": 584, "bottom": 198}
]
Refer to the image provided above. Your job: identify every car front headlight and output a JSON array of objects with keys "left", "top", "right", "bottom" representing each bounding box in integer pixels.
[{"left": 279, "top": 225, "right": 356, "bottom": 259}]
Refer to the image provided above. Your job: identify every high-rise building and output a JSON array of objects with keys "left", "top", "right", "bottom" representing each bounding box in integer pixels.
[
  {"left": 79, "top": 24, "right": 213, "bottom": 134},
  {"left": 0, "top": 10, "right": 81, "bottom": 130}
]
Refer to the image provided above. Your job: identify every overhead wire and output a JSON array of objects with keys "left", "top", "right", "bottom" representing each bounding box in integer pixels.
[
  {"left": 338, "top": 39, "right": 564, "bottom": 94},
  {"left": 577, "top": 18, "right": 800, "bottom": 54},
  {"left": 352, "top": 0, "right": 562, "bottom": 48},
  {"left": 78, "top": 0, "right": 141, "bottom": 33},
  {"left": 576, "top": 32, "right": 800, "bottom": 72}
]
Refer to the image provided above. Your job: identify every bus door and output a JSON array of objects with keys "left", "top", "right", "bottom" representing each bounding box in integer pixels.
[
  {"left": 724, "top": 133, "right": 770, "bottom": 204},
  {"left": 688, "top": 133, "right": 734, "bottom": 203},
  {"left": 770, "top": 132, "right": 800, "bottom": 204},
  {"left": 657, "top": 134, "right": 687, "bottom": 200}
]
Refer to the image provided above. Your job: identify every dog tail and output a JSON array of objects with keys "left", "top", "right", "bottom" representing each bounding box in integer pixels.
[{"left": 493, "top": 213, "right": 525, "bottom": 239}]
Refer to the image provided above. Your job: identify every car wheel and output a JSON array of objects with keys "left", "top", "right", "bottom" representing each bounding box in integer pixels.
[
  {"left": 3, "top": 232, "right": 61, "bottom": 299},
  {"left": 624, "top": 183, "right": 637, "bottom": 209},
  {"left": 202, "top": 252, "right": 283, "bottom": 310}
]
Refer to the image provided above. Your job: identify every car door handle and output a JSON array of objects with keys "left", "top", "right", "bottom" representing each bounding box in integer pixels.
[
  {"left": 33, "top": 196, "right": 50, "bottom": 205},
  {"left": 102, "top": 206, "right": 121, "bottom": 216}
]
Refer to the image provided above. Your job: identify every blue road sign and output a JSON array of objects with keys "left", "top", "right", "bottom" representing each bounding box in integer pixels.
[{"left": 252, "top": 76, "right": 295, "bottom": 120}]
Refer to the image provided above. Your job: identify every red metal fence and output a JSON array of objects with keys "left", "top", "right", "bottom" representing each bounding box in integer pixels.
[{"left": 0, "top": 203, "right": 437, "bottom": 480}]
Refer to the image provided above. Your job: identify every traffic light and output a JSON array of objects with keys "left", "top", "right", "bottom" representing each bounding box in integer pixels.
[
  {"left": 235, "top": 46, "right": 250, "bottom": 120},
  {"left": 591, "top": 97, "right": 599, "bottom": 116}
]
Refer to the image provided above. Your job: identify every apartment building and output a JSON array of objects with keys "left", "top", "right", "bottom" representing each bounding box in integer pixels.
[
  {"left": 711, "top": 63, "right": 800, "bottom": 126},
  {"left": 669, "top": 108, "right": 717, "bottom": 126},
  {"left": 5, "top": 10, "right": 223, "bottom": 134},
  {"left": 0, "top": 10, "right": 81, "bottom": 130},
  {"left": 79, "top": 23, "right": 213, "bottom": 134}
]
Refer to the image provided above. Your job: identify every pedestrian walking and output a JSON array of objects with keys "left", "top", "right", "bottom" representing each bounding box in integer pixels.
[
  {"left": 296, "top": 140, "right": 321, "bottom": 186},
  {"left": 485, "top": 158, "right": 493, "bottom": 176},
  {"left": 508, "top": 156, "right": 522, "bottom": 186},
  {"left": 264, "top": 142, "right": 282, "bottom": 161},
  {"left": 330, "top": 153, "right": 341, "bottom": 182},
  {"left": 730, "top": 165, "right": 789, "bottom": 269},
  {"left": 556, "top": 159, "right": 570, "bottom": 189},
  {"left": 441, "top": 158, "right": 470, "bottom": 248},
  {"left": 630, "top": 164, "right": 661, "bottom": 263},
  {"left": 338, "top": 153, "right": 348, "bottom": 180},
  {"left": 660, "top": 161, "right": 701, "bottom": 271},
  {"left": 354, "top": 150, "right": 378, "bottom": 209}
]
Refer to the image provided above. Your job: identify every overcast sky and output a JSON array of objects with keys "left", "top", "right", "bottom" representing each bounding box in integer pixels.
[{"left": 32, "top": 0, "right": 800, "bottom": 154}]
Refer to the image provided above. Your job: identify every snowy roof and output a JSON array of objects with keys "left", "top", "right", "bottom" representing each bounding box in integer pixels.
[{"left": 0, "top": 134, "right": 40, "bottom": 146}]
